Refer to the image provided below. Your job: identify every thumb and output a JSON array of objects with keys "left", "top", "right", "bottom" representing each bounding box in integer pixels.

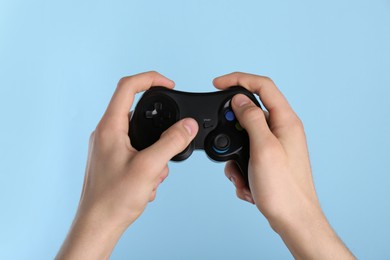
[
  {"left": 139, "top": 118, "right": 199, "bottom": 166},
  {"left": 231, "top": 94, "right": 273, "bottom": 150}
]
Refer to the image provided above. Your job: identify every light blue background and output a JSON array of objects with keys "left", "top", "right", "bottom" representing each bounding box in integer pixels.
[{"left": 1, "top": 0, "right": 389, "bottom": 259}]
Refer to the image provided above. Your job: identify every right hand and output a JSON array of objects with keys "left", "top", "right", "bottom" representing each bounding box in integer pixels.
[
  {"left": 213, "top": 72, "right": 355, "bottom": 259},
  {"left": 56, "top": 71, "right": 199, "bottom": 260}
]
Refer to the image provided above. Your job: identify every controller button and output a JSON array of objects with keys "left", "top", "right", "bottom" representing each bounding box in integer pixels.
[
  {"left": 145, "top": 102, "right": 163, "bottom": 119},
  {"left": 223, "top": 100, "right": 231, "bottom": 109},
  {"left": 154, "top": 102, "right": 162, "bottom": 110},
  {"left": 145, "top": 110, "right": 156, "bottom": 118},
  {"left": 224, "top": 110, "right": 235, "bottom": 122},
  {"left": 212, "top": 134, "right": 230, "bottom": 153},
  {"left": 235, "top": 122, "right": 244, "bottom": 131}
]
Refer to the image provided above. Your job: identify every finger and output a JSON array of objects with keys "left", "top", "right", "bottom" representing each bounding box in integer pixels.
[
  {"left": 225, "top": 161, "right": 255, "bottom": 204},
  {"left": 150, "top": 166, "right": 169, "bottom": 202},
  {"left": 213, "top": 72, "right": 290, "bottom": 114},
  {"left": 153, "top": 166, "right": 169, "bottom": 191},
  {"left": 159, "top": 166, "right": 169, "bottom": 184},
  {"left": 100, "top": 71, "right": 175, "bottom": 132},
  {"left": 236, "top": 188, "right": 255, "bottom": 204},
  {"left": 138, "top": 118, "right": 199, "bottom": 167},
  {"left": 149, "top": 190, "right": 157, "bottom": 202},
  {"left": 213, "top": 72, "right": 300, "bottom": 136},
  {"left": 224, "top": 161, "right": 246, "bottom": 189},
  {"left": 231, "top": 94, "right": 276, "bottom": 150}
]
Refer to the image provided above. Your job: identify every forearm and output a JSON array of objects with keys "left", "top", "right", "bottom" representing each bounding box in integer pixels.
[{"left": 56, "top": 210, "right": 127, "bottom": 260}]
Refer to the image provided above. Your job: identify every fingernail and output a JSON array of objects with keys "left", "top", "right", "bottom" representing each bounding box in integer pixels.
[
  {"left": 183, "top": 118, "right": 198, "bottom": 136},
  {"left": 233, "top": 94, "right": 249, "bottom": 107},
  {"left": 229, "top": 176, "right": 236, "bottom": 186},
  {"left": 243, "top": 188, "right": 253, "bottom": 201},
  {"left": 243, "top": 188, "right": 251, "bottom": 197},
  {"left": 245, "top": 195, "right": 255, "bottom": 204}
]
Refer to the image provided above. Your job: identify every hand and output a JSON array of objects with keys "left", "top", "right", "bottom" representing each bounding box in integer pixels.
[
  {"left": 213, "top": 72, "right": 355, "bottom": 259},
  {"left": 56, "top": 71, "right": 199, "bottom": 259}
]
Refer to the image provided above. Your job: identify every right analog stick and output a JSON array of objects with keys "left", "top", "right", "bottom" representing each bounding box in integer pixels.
[{"left": 212, "top": 134, "right": 230, "bottom": 154}]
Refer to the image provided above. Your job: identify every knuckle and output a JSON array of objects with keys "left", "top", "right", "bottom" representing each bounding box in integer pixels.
[
  {"left": 94, "top": 125, "right": 118, "bottom": 146},
  {"left": 149, "top": 192, "right": 157, "bottom": 202},
  {"left": 117, "top": 76, "right": 132, "bottom": 88},
  {"left": 241, "top": 106, "right": 264, "bottom": 124},
  {"left": 143, "top": 70, "right": 160, "bottom": 80},
  {"left": 286, "top": 114, "right": 304, "bottom": 131},
  {"left": 251, "top": 138, "right": 282, "bottom": 163},
  {"left": 147, "top": 70, "right": 159, "bottom": 75},
  {"left": 260, "top": 76, "right": 275, "bottom": 85}
]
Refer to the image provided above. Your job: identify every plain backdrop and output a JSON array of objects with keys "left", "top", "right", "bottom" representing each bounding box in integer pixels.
[{"left": 1, "top": 0, "right": 389, "bottom": 259}]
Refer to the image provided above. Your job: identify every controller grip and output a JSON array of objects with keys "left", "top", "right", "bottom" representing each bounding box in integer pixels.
[{"left": 235, "top": 152, "right": 250, "bottom": 187}]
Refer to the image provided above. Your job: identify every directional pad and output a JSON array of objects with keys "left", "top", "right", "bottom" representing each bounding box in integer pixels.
[
  {"left": 145, "top": 102, "right": 162, "bottom": 118},
  {"left": 145, "top": 102, "right": 172, "bottom": 127}
]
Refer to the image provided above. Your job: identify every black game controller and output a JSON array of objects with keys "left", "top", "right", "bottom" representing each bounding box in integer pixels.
[{"left": 128, "top": 86, "right": 261, "bottom": 185}]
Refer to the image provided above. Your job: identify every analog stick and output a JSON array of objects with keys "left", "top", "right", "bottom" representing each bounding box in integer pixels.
[{"left": 212, "top": 134, "right": 230, "bottom": 153}]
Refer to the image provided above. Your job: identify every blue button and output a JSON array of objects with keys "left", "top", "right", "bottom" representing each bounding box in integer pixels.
[{"left": 225, "top": 110, "right": 235, "bottom": 121}]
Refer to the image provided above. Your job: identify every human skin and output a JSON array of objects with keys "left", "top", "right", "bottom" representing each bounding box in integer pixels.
[
  {"left": 56, "top": 71, "right": 355, "bottom": 259},
  {"left": 213, "top": 72, "right": 355, "bottom": 259}
]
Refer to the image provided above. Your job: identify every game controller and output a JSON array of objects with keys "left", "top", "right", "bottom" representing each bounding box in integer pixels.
[{"left": 128, "top": 86, "right": 261, "bottom": 185}]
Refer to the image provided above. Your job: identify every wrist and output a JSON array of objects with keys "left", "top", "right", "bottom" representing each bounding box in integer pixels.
[
  {"left": 56, "top": 206, "right": 130, "bottom": 259},
  {"left": 267, "top": 202, "right": 355, "bottom": 259}
]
